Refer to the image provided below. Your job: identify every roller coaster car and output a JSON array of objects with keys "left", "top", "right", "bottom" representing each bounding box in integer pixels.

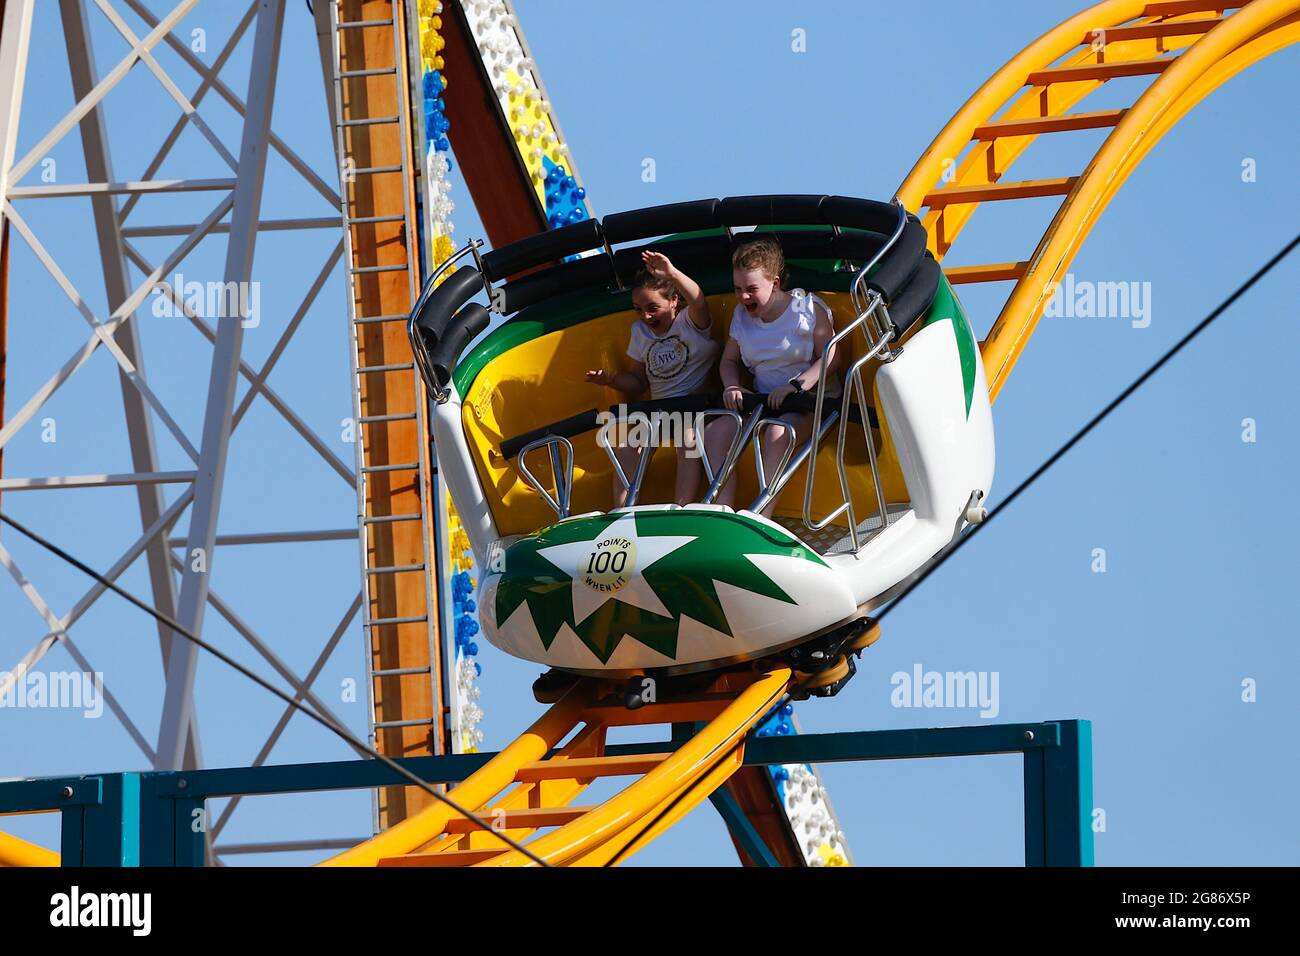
[{"left": 408, "top": 195, "right": 994, "bottom": 680}]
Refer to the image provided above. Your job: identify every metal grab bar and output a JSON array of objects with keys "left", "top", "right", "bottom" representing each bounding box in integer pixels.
[
  {"left": 515, "top": 434, "right": 575, "bottom": 520},
  {"left": 800, "top": 292, "right": 893, "bottom": 529},
  {"left": 791, "top": 202, "right": 907, "bottom": 543},
  {"left": 836, "top": 343, "right": 893, "bottom": 552},
  {"left": 598, "top": 410, "right": 664, "bottom": 508},
  {"left": 406, "top": 239, "right": 486, "bottom": 404},
  {"left": 748, "top": 409, "right": 841, "bottom": 515},
  {"left": 700, "top": 406, "right": 765, "bottom": 505},
  {"left": 751, "top": 418, "right": 796, "bottom": 500},
  {"left": 850, "top": 200, "right": 908, "bottom": 316}
]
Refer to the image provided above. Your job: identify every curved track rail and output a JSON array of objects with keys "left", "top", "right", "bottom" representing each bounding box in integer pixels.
[
  {"left": 897, "top": 0, "right": 1300, "bottom": 400},
  {"left": 319, "top": 667, "right": 793, "bottom": 867}
]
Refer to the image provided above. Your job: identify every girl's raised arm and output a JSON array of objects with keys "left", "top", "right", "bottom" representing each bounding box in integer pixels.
[{"left": 642, "top": 250, "right": 712, "bottom": 332}]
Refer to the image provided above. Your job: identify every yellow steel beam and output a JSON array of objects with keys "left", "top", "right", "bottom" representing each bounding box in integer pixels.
[
  {"left": 897, "top": 0, "right": 1298, "bottom": 401},
  {"left": 971, "top": 108, "right": 1127, "bottom": 139},
  {"left": 898, "top": 0, "right": 1152, "bottom": 214},
  {"left": 317, "top": 685, "right": 590, "bottom": 866},
  {"left": 923, "top": 176, "right": 1078, "bottom": 207},
  {"left": 982, "top": 0, "right": 1300, "bottom": 398},
  {"left": 946, "top": 261, "right": 1032, "bottom": 284},
  {"left": 1024, "top": 54, "right": 1176, "bottom": 85},
  {"left": 413, "top": 720, "right": 608, "bottom": 854},
  {"left": 480, "top": 666, "right": 792, "bottom": 867},
  {"left": 0, "top": 831, "right": 59, "bottom": 867},
  {"left": 587, "top": 737, "right": 750, "bottom": 867}
]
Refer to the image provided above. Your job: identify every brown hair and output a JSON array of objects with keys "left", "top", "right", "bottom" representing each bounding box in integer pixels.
[
  {"left": 629, "top": 267, "right": 680, "bottom": 306},
  {"left": 732, "top": 236, "right": 785, "bottom": 286}
]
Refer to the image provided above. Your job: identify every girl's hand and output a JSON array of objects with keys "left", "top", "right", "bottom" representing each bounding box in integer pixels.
[
  {"left": 723, "top": 385, "right": 749, "bottom": 411},
  {"left": 766, "top": 382, "right": 797, "bottom": 411},
  {"left": 585, "top": 368, "right": 610, "bottom": 385},
  {"left": 641, "top": 250, "right": 674, "bottom": 279}
]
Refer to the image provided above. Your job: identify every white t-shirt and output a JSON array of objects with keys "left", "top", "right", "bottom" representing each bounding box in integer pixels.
[
  {"left": 627, "top": 311, "right": 719, "bottom": 400},
  {"left": 730, "top": 289, "right": 841, "bottom": 397}
]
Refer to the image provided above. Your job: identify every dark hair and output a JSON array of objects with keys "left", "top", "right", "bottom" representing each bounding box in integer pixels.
[{"left": 629, "top": 267, "right": 680, "bottom": 305}]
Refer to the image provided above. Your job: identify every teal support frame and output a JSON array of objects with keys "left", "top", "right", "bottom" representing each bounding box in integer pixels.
[
  {"left": 1024, "top": 719, "right": 1093, "bottom": 866},
  {"left": 0, "top": 773, "right": 139, "bottom": 866},
  {"left": 0, "top": 719, "right": 1092, "bottom": 866},
  {"left": 708, "top": 786, "right": 780, "bottom": 867}
]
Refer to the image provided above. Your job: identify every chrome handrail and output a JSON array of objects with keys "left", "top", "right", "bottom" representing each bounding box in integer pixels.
[
  {"left": 850, "top": 200, "right": 908, "bottom": 317},
  {"left": 599, "top": 410, "right": 661, "bottom": 508},
  {"left": 701, "top": 406, "right": 765, "bottom": 505},
  {"left": 747, "top": 408, "right": 841, "bottom": 515},
  {"left": 836, "top": 347, "right": 892, "bottom": 551},
  {"left": 406, "top": 238, "right": 485, "bottom": 404},
  {"left": 515, "top": 434, "right": 574, "bottom": 521},
  {"left": 694, "top": 408, "right": 741, "bottom": 489},
  {"left": 751, "top": 418, "right": 796, "bottom": 500},
  {"left": 800, "top": 291, "right": 886, "bottom": 528},
  {"left": 793, "top": 204, "right": 907, "bottom": 536}
]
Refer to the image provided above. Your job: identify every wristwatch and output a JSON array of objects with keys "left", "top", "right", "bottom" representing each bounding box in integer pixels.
[{"left": 788, "top": 377, "right": 805, "bottom": 393}]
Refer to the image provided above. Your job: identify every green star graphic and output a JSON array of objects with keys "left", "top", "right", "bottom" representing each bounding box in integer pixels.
[{"left": 493, "top": 510, "right": 821, "bottom": 664}]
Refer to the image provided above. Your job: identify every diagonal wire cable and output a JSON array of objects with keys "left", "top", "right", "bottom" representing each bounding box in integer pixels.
[
  {"left": 0, "top": 511, "right": 549, "bottom": 867},
  {"left": 876, "top": 231, "right": 1300, "bottom": 623}
]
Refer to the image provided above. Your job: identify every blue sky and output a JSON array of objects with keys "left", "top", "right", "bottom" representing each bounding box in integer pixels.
[{"left": 1, "top": 0, "right": 1297, "bottom": 866}]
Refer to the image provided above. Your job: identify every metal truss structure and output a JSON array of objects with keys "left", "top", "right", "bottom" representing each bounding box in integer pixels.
[{"left": 0, "top": 0, "right": 392, "bottom": 862}]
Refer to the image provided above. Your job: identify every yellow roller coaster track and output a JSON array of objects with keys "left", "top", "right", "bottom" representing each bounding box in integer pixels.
[
  {"left": 318, "top": 666, "right": 794, "bottom": 867},
  {"left": 3, "top": 0, "right": 1295, "bottom": 869},
  {"left": 897, "top": 0, "right": 1300, "bottom": 402},
  {"left": 0, "top": 827, "right": 59, "bottom": 867}
]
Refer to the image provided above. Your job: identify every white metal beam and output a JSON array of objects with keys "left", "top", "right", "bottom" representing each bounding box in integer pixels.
[
  {"left": 206, "top": 592, "right": 362, "bottom": 841},
  {"left": 90, "top": 0, "right": 239, "bottom": 171},
  {"left": 0, "top": 0, "right": 35, "bottom": 232},
  {"left": 0, "top": 471, "right": 195, "bottom": 490},
  {"left": 8, "top": 0, "right": 199, "bottom": 185},
  {"left": 166, "top": 530, "right": 357, "bottom": 547},
  {"left": 164, "top": 550, "right": 364, "bottom": 759},
  {"left": 116, "top": 0, "right": 258, "bottom": 224},
  {"left": 9, "top": 179, "right": 237, "bottom": 198},
  {"left": 0, "top": 192, "right": 234, "bottom": 454},
  {"left": 122, "top": 242, "right": 355, "bottom": 485},
  {"left": 4, "top": 202, "right": 202, "bottom": 462},
  {"left": 2, "top": 489, "right": 193, "bottom": 685},
  {"left": 121, "top": 217, "right": 342, "bottom": 238},
  {"left": 121, "top": 0, "right": 340, "bottom": 211},
  {"left": 0, "top": 540, "right": 156, "bottom": 762},
  {"left": 156, "top": 0, "right": 287, "bottom": 772}
]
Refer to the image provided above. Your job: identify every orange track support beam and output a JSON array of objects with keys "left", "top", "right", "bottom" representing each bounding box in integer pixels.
[
  {"left": 1025, "top": 54, "right": 1175, "bottom": 84},
  {"left": 945, "top": 261, "right": 1032, "bottom": 284},
  {"left": 923, "top": 176, "right": 1078, "bottom": 207},
  {"left": 972, "top": 109, "right": 1127, "bottom": 139}
]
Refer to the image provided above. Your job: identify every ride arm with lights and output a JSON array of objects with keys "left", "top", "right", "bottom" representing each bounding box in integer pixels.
[{"left": 642, "top": 251, "right": 713, "bottom": 332}]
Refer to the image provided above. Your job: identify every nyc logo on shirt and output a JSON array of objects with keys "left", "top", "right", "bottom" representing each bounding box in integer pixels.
[{"left": 645, "top": 335, "right": 688, "bottom": 380}]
